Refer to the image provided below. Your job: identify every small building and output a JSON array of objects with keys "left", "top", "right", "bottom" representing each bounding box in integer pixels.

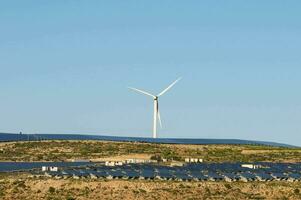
[
  {"left": 170, "top": 162, "right": 184, "bottom": 167},
  {"left": 42, "top": 166, "right": 59, "bottom": 172},
  {"left": 115, "top": 161, "right": 124, "bottom": 166},
  {"left": 125, "top": 159, "right": 155, "bottom": 164},
  {"left": 105, "top": 161, "right": 124, "bottom": 166},
  {"left": 241, "top": 164, "right": 261, "bottom": 169},
  {"left": 71, "top": 159, "right": 90, "bottom": 162},
  {"left": 185, "top": 158, "right": 203, "bottom": 163}
]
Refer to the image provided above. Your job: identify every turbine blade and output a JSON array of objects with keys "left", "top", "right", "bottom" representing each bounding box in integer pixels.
[
  {"left": 158, "top": 77, "right": 182, "bottom": 97},
  {"left": 128, "top": 87, "right": 156, "bottom": 98}
]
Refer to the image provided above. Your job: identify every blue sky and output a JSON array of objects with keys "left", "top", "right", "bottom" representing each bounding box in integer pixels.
[{"left": 0, "top": 1, "right": 301, "bottom": 145}]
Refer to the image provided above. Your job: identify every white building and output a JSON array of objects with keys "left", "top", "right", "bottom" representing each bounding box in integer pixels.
[
  {"left": 42, "top": 166, "right": 59, "bottom": 172},
  {"left": 185, "top": 158, "right": 203, "bottom": 163},
  {"left": 105, "top": 161, "right": 124, "bottom": 166},
  {"left": 126, "top": 159, "right": 155, "bottom": 164},
  {"left": 241, "top": 164, "right": 261, "bottom": 169}
]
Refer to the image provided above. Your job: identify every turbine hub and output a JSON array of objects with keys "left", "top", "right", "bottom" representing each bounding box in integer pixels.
[{"left": 154, "top": 96, "right": 158, "bottom": 100}]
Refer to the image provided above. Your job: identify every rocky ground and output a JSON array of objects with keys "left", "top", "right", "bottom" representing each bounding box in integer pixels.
[{"left": 0, "top": 175, "right": 301, "bottom": 200}]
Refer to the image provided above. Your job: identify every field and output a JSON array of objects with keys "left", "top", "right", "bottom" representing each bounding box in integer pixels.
[
  {"left": 0, "top": 174, "right": 301, "bottom": 200},
  {"left": 1, "top": 141, "right": 301, "bottom": 199},
  {"left": 0, "top": 140, "right": 301, "bottom": 162}
]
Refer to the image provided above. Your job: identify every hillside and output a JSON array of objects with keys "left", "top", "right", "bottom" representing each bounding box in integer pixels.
[{"left": 0, "top": 140, "right": 301, "bottom": 162}]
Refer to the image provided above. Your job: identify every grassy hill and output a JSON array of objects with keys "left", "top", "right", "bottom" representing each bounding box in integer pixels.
[{"left": 0, "top": 140, "right": 301, "bottom": 162}]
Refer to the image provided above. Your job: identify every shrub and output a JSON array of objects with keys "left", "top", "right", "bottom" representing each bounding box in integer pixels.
[
  {"left": 150, "top": 155, "right": 162, "bottom": 162},
  {"left": 224, "top": 183, "right": 232, "bottom": 190},
  {"left": 48, "top": 187, "right": 55, "bottom": 194},
  {"left": 139, "top": 189, "right": 147, "bottom": 193},
  {"left": 294, "top": 188, "right": 300, "bottom": 194}
]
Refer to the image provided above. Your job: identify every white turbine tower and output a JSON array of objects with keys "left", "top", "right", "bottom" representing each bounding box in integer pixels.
[{"left": 129, "top": 78, "right": 181, "bottom": 138}]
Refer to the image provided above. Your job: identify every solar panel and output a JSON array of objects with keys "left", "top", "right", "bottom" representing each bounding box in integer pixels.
[
  {"left": 271, "top": 173, "right": 288, "bottom": 179},
  {"left": 239, "top": 172, "right": 257, "bottom": 180},
  {"left": 174, "top": 171, "right": 193, "bottom": 181},
  {"left": 255, "top": 173, "right": 274, "bottom": 181},
  {"left": 287, "top": 173, "right": 301, "bottom": 180},
  {"left": 124, "top": 170, "right": 140, "bottom": 178},
  {"left": 222, "top": 173, "right": 241, "bottom": 180},
  {"left": 206, "top": 172, "right": 224, "bottom": 181},
  {"left": 94, "top": 171, "right": 108, "bottom": 178},
  {"left": 189, "top": 171, "right": 208, "bottom": 180},
  {"left": 107, "top": 170, "right": 124, "bottom": 178}
]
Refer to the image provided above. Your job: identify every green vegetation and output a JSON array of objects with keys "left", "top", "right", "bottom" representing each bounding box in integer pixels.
[
  {"left": 0, "top": 141, "right": 176, "bottom": 161},
  {"left": 0, "top": 140, "right": 300, "bottom": 162},
  {"left": 48, "top": 187, "right": 56, "bottom": 194}
]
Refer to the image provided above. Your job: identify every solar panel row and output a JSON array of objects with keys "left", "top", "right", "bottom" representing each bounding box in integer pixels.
[
  {"left": 0, "top": 132, "right": 295, "bottom": 147},
  {"left": 40, "top": 163, "right": 301, "bottom": 182}
]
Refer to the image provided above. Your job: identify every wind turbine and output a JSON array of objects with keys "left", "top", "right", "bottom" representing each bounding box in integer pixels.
[{"left": 128, "top": 78, "right": 181, "bottom": 139}]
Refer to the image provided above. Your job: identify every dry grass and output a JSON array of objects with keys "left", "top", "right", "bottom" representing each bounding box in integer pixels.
[{"left": 0, "top": 175, "right": 301, "bottom": 200}]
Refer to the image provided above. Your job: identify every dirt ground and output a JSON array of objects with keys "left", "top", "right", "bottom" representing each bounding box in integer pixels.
[
  {"left": 88, "top": 154, "right": 151, "bottom": 162},
  {"left": 1, "top": 176, "right": 301, "bottom": 200}
]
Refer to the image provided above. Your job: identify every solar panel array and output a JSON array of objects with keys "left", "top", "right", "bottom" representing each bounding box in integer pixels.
[
  {"left": 39, "top": 163, "right": 301, "bottom": 182},
  {"left": 0, "top": 132, "right": 295, "bottom": 147}
]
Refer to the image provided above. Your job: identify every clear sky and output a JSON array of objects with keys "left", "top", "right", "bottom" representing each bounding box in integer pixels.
[{"left": 0, "top": 1, "right": 301, "bottom": 145}]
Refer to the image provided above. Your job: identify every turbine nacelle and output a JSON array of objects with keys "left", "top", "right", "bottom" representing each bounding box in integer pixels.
[{"left": 128, "top": 77, "right": 181, "bottom": 138}]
